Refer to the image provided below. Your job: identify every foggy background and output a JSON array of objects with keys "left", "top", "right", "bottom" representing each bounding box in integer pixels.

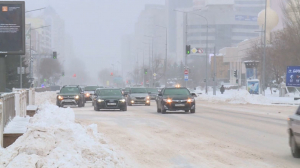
[{"left": 18, "top": 0, "right": 164, "bottom": 84}]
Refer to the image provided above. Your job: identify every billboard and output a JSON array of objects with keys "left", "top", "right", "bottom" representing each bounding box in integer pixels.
[
  {"left": 286, "top": 66, "right": 300, "bottom": 87},
  {"left": 0, "top": 1, "right": 25, "bottom": 55},
  {"left": 247, "top": 80, "right": 260, "bottom": 95}
]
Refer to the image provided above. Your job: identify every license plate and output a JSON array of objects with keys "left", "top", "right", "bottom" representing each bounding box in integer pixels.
[
  {"left": 64, "top": 100, "right": 73, "bottom": 102},
  {"left": 175, "top": 104, "right": 185, "bottom": 107},
  {"left": 107, "top": 103, "right": 116, "bottom": 106}
]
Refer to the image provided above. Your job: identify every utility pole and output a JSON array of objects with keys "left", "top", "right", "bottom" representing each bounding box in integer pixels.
[
  {"left": 213, "top": 46, "right": 216, "bottom": 95},
  {"left": 263, "top": 0, "right": 267, "bottom": 96},
  {"left": 20, "top": 55, "right": 22, "bottom": 88}
]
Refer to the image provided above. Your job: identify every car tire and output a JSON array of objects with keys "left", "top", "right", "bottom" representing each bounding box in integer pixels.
[
  {"left": 190, "top": 109, "right": 195, "bottom": 113},
  {"left": 128, "top": 101, "right": 132, "bottom": 106},
  {"left": 145, "top": 103, "right": 150, "bottom": 106},
  {"left": 122, "top": 106, "right": 127, "bottom": 111},
  {"left": 185, "top": 110, "right": 189, "bottom": 112},
  {"left": 94, "top": 104, "right": 99, "bottom": 111},
  {"left": 162, "top": 108, "right": 166, "bottom": 114},
  {"left": 290, "top": 134, "right": 300, "bottom": 158},
  {"left": 157, "top": 105, "right": 161, "bottom": 113}
]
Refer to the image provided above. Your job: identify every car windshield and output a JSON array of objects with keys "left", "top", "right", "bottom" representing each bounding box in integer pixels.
[
  {"left": 131, "top": 88, "right": 147, "bottom": 93},
  {"left": 163, "top": 88, "right": 190, "bottom": 96},
  {"left": 85, "top": 86, "right": 99, "bottom": 91},
  {"left": 97, "top": 89, "right": 122, "bottom": 96},
  {"left": 147, "top": 88, "right": 158, "bottom": 93},
  {"left": 60, "top": 87, "right": 80, "bottom": 94}
]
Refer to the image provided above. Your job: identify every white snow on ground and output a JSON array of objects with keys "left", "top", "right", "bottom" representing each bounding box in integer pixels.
[
  {"left": 196, "top": 89, "right": 300, "bottom": 105},
  {"left": 35, "top": 91, "right": 57, "bottom": 106},
  {"left": 4, "top": 116, "right": 30, "bottom": 133},
  {"left": 0, "top": 103, "right": 125, "bottom": 168}
]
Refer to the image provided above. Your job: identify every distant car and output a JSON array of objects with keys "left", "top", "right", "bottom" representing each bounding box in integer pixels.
[
  {"left": 127, "top": 87, "right": 150, "bottom": 106},
  {"left": 156, "top": 87, "right": 196, "bottom": 114},
  {"left": 147, "top": 88, "right": 159, "bottom": 100},
  {"left": 56, "top": 85, "right": 85, "bottom": 107},
  {"left": 123, "top": 87, "right": 130, "bottom": 95},
  {"left": 84, "top": 86, "right": 100, "bottom": 101},
  {"left": 288, "top": 106, "right": 300, "bottom": 158},
  {"left": 93, "top": 88, "right": 127, "bottom": 111}
]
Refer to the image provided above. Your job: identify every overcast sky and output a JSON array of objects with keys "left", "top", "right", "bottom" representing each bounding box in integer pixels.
[{"left": 18, "top": 0, "right": 165, "bottom": 73}]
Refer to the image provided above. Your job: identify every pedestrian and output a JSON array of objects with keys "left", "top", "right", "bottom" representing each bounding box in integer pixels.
[{"left": 220, "top": 85, "right": 225, "bottom": 94}]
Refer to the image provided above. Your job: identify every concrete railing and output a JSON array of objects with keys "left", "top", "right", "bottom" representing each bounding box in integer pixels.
[
  {"left": 0, "top": 93, "right": 16, "bottom": 147},
  {"left": 29, "top": 88, "right": 35, "bottom": 105},
  {"left": 14, "top": 90, "right": 27, "bottom": 117}
]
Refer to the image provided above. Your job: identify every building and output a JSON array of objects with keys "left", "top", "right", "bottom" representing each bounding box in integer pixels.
[{"left": 210, "top": 56, "right": 230, "bottom": 80}]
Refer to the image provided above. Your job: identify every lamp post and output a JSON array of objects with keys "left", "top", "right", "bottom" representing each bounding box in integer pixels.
[
  {"left": 155, "top": 25, "right": 168, "bottom": 87},
  {"left": 174, "top": 9, "right": 209, "bottom": 94}
]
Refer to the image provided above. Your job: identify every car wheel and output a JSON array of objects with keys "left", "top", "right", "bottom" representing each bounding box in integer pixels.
[
  {"left": 94, "top": 104, "right": 99, "bottom": 111},
  {"left": 157, "top": 105, "right": 161, "bottom": 113},
  {"left": 122, "top": 106, "right": 127, "bottom": 111},
  {"left": 290, "top": 134, "right": 300, "bottom": 158},
  {"left": 190, "top": 109, "right": 195, "bottom": 113},
  {"left": 162, "top": 107, "right": 166, "bottom": 114},
  {"left": 185, "top": 110, "right": 189, "bottom": 112},
  {"left": 128, "top": 101, "right": 132, "bottom": 106}
]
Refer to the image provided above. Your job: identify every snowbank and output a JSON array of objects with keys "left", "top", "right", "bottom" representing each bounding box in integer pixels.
[
  {"left": 197, "top": 89, "right": 300, "bottom": 105},
  {"left": 0, "top": 103, "right": 125, "bottom": 167},
  {"left": 35, "top": 91, "right": 57, "bottom": 106}
]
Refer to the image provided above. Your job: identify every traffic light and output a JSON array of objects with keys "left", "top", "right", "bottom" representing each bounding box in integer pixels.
[
  {"left": 234, "top": 70, "right": 237, "bottom": 78},
  {"left": 236, "top": 79, "right": 239, "bottom": 84},
  {"left": 186, "top": 45, "right": 191, "bottom": 54},
  {"left": 144, "top": 69, "right": 148, "bottom": 74},
  {"left": 110, "top": 72, "right": 113, "bottom": 76},
  {"left": 53, "top": 51, "right": 57, "bottom": 59},
  {"left": 62, "top": 72, "right": 65, "bottom": 76}
]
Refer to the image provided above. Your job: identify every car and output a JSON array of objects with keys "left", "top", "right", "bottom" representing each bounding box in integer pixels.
[
  {"left": 156, "top": 87, "right": 196, "bottom": 114},
  {"left": 93, "top": 88, "right": 127, "bottom": 111},
  {"left": 84, "top": 86, "right": 101, "bottom": 101},
  {"left": 127, "top": 87, "right": 150, "bottom": 106},
  {"left": 288, "top": 106, "right": 300, "bottom": 158},
  {"left": 56, "top": 85, "right": 85, "bottom": 107},
  {"left": 122, "top": 87, "right": 130, "bottom": 95},
  {"left": 147, "top": 88, "right": 159, "bottom": 100}
]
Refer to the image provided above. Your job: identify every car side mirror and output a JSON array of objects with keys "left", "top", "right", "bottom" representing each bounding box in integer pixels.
[
  {"left": 57, "top": 92, "right": 59, "bottom": 94},
  {"left": 158, "top": 93, "right": 162, "bottom": 96},
  {"left": 191, "top": 93, "right": 197, "bottom": 97}
]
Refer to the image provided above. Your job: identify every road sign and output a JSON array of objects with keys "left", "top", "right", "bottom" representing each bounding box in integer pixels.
[
  {"left": 184, "top": 75, "right": 188, "bottom": 81},
  {"left": 191, "top": 48, "right": 197, "bottom": 54},
  {"left": 197, "top": 48, "right": 204, "bottom": 53},
  {"left": 153, "top": 73, "right": 156, "bottom": 77},
  {"left": 184, "top": 69, "right": 188, "bottom": 75},
  {"left": 286, "top": 66, "right": 300, "bottom": 87}
]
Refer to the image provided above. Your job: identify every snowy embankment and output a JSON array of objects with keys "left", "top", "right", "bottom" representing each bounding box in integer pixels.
[
  {"left": 0, "top": 103, "right": 125, "bottom": 167},
  {"left": 196, "top": 89, "right": 300, "bottom": 105},
  {"left": 35, "top": 91, "right": 57, "bottom": 107}
]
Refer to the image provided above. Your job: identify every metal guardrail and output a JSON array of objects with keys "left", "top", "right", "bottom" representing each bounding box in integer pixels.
[{"left": 0, "top": 93, "right": 16, "bottom": 147}]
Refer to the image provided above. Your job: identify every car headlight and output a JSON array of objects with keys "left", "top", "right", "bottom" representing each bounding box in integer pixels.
[
  {"left": 58, "top": 95, "right": 63, "bottom": 100},
  {"left": 119, "top": 99, "right": 126, "bottom": 103},
  {"left": 163, "top": 99, "right": 172, "bottom": 103},
  {"left": 86, "top": 93, "right": 90, "bottom": 97},
  {"left": 98, "top": 99, "right": 104, "bottom": 102},
  {"left": 146, "top": 96, "right": 150, "bottom": 100},
  {"left": 75, "top": 95, "right": 80, "bottom": 99},
  {"left": 187, "top": 99, "right": 195, "bottom": 103}
]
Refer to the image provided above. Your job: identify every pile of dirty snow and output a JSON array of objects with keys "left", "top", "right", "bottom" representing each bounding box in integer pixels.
[
  {"left": 0, "top": 103, "right": 125, "bottom": 167},
  {"left": 35, "top": 91, "right": 57, "bottom": 106}
]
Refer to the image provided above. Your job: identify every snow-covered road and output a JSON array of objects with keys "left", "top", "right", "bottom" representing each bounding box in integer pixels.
[{"left": 74, "top": 101, "right": 300, "bottom": 168}]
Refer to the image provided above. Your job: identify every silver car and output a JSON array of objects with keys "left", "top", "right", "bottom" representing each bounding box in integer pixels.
[{"left": 127, "top": 88, "right": 150, "bottom": 106}]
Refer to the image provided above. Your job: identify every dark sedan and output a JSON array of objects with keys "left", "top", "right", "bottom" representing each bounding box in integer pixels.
[
  {"left": 288, "top": 106, "right": 300, "bottom": 158},
  {"left": 156, "top": 87, "right": 196, "bottom": 114},
  {"left": 93, "top": 88, "right": 127, "bottom": 111}
]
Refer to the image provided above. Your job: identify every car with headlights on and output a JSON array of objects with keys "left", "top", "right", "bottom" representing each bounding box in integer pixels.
[
  {"left": 56, "top": 85, "right": 85, "bottom": 107},
  {"left": 84, "top": 86, "right": 101, "bottom": 101},
  {"left": 127, "top": 87, "right": 150, "bottom": 106},
  {"left": 156, "top": 87, "right": 196, "bottom": 114},
  {"left": 288, "top": 106, "right": 300, "bottom": 158},
  {"left": 147, "top": 88, "right": 159, "bottom": 100},
  {"left": 93, "top": 88, "right": 127, "bottom": 111}
]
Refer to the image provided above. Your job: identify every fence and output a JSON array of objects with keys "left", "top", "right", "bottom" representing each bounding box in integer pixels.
[{"left": 0, "top": 93, "right": 15, "bottom": 147}]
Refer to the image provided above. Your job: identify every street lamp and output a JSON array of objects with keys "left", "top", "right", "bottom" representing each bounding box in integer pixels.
[
  {"left": 155, "top": 25, "right": 168, "bottom": 87},
  {"left": 174, "top": 9, "right": 209, "bottom": 94}
]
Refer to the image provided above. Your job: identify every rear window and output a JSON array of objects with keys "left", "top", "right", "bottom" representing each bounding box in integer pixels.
[
  {"left": 131, "top": 88, "right": 147, "bottom": 93},
  {"left": 85, "top": 86, "right": 99, "bottom": 91},
  {"left": 163, "top": 88, "right": 190, "bottom": 96},
  {"left": 97, "top": 89, "right": 122, "bottom": 96},
  {"left": 147, "top": 88, "right": 158, "bottom": 93},
  {"left": 60, "top": 87, "right": 80, "bottom": 94}
]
